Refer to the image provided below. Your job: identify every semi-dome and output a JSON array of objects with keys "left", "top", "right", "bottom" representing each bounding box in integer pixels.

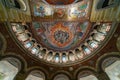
[{"left": 0, "top": 0, "right": 120, "bottom": 80}]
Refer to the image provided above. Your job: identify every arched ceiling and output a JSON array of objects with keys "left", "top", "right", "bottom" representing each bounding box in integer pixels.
[
  {"left": 32, "top": 21, "right": 91, "bottom": 51},
  {"left": 0, "top": 0, "right": 120, "bottom": 79},
  {"left": 7, "top": 0, "right": 117, "bottom": 66},
  {"left": 42, "top": 0, "right": 79, "bottom": 5}
]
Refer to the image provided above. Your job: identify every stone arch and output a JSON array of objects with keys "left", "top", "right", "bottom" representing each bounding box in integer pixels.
[
  {"left": 75, "top": 66, "right": 98, "bottom": 80},
  {"left": 0, "top": 54, "right": 23, "bottom": 80},
  {"left": 53, "top": 74, "right": 70, "bottom": 80},
  {"left": 25, "top": 66, "right": 49, "bottom": 80},
  {"left": 52, "top": 70, "right": 71, "bottom": 80},
  {"left": 96, "top": 52, "right": 120, "bottom": 80},
  {"left": 96, "top": 52, "right": 120, "bottom": 72},
  {"left": 1, "top": 52, "right": 27, "bottom": 73},
  {"left": 25, "top": 70, "right": 46, "bottom": 80}
]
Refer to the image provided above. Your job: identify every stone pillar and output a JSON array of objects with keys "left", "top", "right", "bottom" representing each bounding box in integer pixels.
[
  {"left": 15, "top": 73, "right": 26, "bottom": 80},
  {"left": 97, "top": 72, "right": 110, "bottom": 80}
]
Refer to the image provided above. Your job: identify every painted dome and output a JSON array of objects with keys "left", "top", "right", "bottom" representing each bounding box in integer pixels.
[{"left": 8, "top": 0, "right": 114, "bottom": 66}]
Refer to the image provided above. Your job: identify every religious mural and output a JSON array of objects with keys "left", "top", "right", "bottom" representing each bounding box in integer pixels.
[
  {"left": 68, "top": 1, "right": 89, "bottom": 19},
  {"left": 33, "top": 1, "right": 53, "bottom": 17},
  {"left": 54, "top": 8, "right": 66, "bottom": 18},
  {"left": 33, "top": 21, "right": 90, "bottom": 51},
  {"left": 32, "top": 0, "right": 90, "bottom": 20}
]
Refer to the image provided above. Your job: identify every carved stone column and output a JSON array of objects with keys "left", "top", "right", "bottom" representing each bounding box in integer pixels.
[{"left": 97, "top": 72, "right": 110, "bottom": 80}]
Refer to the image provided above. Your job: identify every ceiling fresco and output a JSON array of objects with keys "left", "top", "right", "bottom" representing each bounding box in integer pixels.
[
  {"left": 6, "top": 0, "right": 116, "bottom": 66},
  {"left": 32, "top": 21, "right": 90, "bottom": 51},
  {"left": 1, "top": 0, "right": 120, "bottom": 80},
  {"left": 32, "top": 0, "right": 91, "bottom": 21},
  {"left": 10, "top": 22, "right": 113, "bottom": 65}
]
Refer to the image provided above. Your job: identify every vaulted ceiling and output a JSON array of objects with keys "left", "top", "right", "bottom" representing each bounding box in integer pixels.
[{"left": 0, "top": 0, "right": 120, "bottom": 80}]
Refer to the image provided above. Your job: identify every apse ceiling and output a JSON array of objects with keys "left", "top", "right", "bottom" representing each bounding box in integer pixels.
[
  {"left": 7, "top": 0, "right": 115, "bottom": 66},
  {"left": 32, "top": 21, "right": 91, "bottom": 51}
]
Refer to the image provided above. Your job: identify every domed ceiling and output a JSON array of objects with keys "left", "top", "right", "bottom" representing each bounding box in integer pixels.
[
  {"left": 32, "top": 21, "right": 90, "bottom": 51},
  {"left": 1, "top": 0, "right": 120, "bottom": 80},
  {"left": 8, "top": 0, "right": 114, "bottom": 66}
]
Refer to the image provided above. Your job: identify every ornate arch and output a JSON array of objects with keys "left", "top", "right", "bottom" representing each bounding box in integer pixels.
[
  {"left": 18, "top": 0, "right": 27, "bottom": 11},
  {"left": 74, "top": 66, "right": 97, "bottom": 80},
  {"left": 52, "top": 70, "right": 71, "bottom": 80},
  {"left": 96, "top": 52, "right": 120, "bottom": 72},
  {"left": 25, "top": 70, "right": 46, "bottom": 80},
  {"left": 0, "top": 53, "right": 26, "bottom": 80},
  {"left": 25, "top": 66, "right": 49, "bottom": 80},
  {"left": 53, "top": 74, "right": 70, "bottom": 80},
  {"left": 4, "top": 0, "right": 27, "bottom": 11},
  {"left": 1, "top": 52, "right": 27, "bottom": 73}
]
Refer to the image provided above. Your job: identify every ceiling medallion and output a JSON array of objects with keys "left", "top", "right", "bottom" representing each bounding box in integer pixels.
[
  {"left": 55, "top": 8, "right": 65, "bottom": 18},
  {"left": 49, "top": 23, "right": 74, "bottom": 48}
]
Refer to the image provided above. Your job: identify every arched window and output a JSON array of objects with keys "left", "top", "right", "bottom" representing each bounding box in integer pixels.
[
  {"left": 87, "top": 40, "right": 98, "bottom": 49},
  {"left": 24, "top": 39, "right": 35, "bottom": 49},
  {"left": 97, "top": 23, "right": 111, "bottom": 34},
  {"left": 38, "top": 49, "right": 46, "bottom": 59},
  {"left": 62, "top": 53, "right": 68, "bottom": 63},
  {"left": 12, "top": 23, "right": 25, "bottom": 34},
  {"left": 46, "top": 52, "right": 53, "bottom": 61},
  {"left": 31, "top": 44, "right": 40, "bottom": 55},
  {"left": 82, "top": 45, "right": 91, "bottom": 55},
  {"left": 54, "top": 74, "right": 70, "bottom": 80},
  {"left": 17, "top": 32, "right": 31, "bottom": 42},
  {"left": 25, "top": 70, "right": 45, "bottom": 80},
  {"left": 78, "top": 71, "right": 98, "bottom": 80},
  {"left": 54, "top": 53, "right": 60, "bottom": 63},
  {"left": 0, "top": 57, "right": 21, "bottom": 80},
  {"left": 76, "top": 50, "right": 84, "bottom": 59},
  {"left": 102, "top": 57, "right": 120, "bottom": 80},
  {"left": 4, "top": 0, "right": 27, "bottom": 11},
  {"left": 69, "top": 52, "right": 75, "bottom": 61},
  {"left": 96, "top": 0, "right": 120, "bottom": 9},
  {"left": 92, "top": 33, "right": 105, "bottom": 42}
]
